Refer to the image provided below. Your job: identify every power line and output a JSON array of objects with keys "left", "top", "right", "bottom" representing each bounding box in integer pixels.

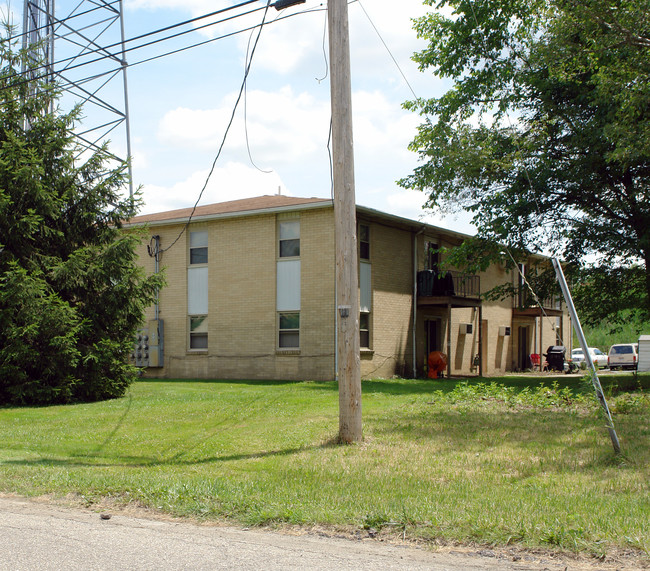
[
  {"left": 2, "top": 2, "right": 330, "bottom": 99},
  {"left": 243, "top": 12, "right": 278, "bottom": 175},
  {"left": 356, "top": 1, "right": 418, "bottom": 105},
  {"left": 3, "top": 1, "right": 267, "bottom": 90},
  {"left": 160, "top": 1, "right": 274, "bottom": 255}
]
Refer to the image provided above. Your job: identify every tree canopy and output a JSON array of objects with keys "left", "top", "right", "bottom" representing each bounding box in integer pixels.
[
  {"left": 0, "top": 31, "right": 163, "bottom": 405},
  {"left": 401, "top": 0, "right": 650, "bottom": 326}
]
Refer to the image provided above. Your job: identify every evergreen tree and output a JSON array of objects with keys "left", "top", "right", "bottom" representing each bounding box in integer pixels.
[{"left": 0, "top": 30, "right": 163, "bottom": 405}]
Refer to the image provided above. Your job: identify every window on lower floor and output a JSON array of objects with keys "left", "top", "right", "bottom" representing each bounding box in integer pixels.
[
  {"left": 360, "top": 312, "right": 370, "bottom": 348},
  {"left": 189, "top": 315, "right": 208, "bottom": 350},
  {"left": 279, "top": 312, "right": 300, "bottom": 348}
]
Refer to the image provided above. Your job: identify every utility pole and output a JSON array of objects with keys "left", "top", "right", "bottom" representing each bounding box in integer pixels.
[{"left": 328, "top": 0, "right": 362, "bottom": 443}]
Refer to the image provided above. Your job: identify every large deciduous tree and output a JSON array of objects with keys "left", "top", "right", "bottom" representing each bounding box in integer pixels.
[
  {"left": 0, "top": 32, "right": 163, "bottom": 405},
  {"left": 401, "top": 0, "right": 650, "bottom": 327}
]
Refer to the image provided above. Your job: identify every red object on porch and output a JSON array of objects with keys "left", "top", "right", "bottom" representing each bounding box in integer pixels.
[
  {"left": 530, "top": 353, "right": 541, "bottom": 371},
  {"left": 427, "top": 351, "right": 448, "bottom": 379}
]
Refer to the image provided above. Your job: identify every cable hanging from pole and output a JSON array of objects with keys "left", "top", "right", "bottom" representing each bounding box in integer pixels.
[{"left": 159, "top": 0, "right": 274, "bottom": 255}]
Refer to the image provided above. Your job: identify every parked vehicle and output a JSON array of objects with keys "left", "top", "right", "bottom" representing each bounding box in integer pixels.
[
  {"left": 570, "top": 347, "right": 608, "bottom": 368},
  {"left": 607, "top": 343, "right": 639, "bottom": 370}
]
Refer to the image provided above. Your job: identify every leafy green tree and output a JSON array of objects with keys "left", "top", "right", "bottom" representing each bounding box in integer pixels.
[
  {"left": 0, "top": 31, "right": 163, "bottom": 405},
  {"left": 401, "top": 0, "right": 650, "bottom": 327}
]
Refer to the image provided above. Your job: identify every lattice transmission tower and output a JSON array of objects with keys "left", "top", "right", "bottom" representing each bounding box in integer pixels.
[{"left": 21, "top": 0, "right": 133, "bottom": 197}]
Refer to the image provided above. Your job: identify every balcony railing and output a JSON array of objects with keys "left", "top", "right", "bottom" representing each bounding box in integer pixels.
[
  {"left": 417, "top": 270, "right": 480, "bottom": 299},
  {"left": 516, "top": 289, "right": 561, "bottom": 310}
]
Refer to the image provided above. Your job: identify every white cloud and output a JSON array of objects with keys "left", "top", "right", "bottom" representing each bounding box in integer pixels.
[
  {"left": 352, "top": 89, "right": 419, "bottom": 155},
  {"left": 139, "top": 161, "right": 288, "bottom": 214},
  {"left": 384, "top": 188, "right": 428, "bottom": 218},
  {"left": 126, "top": 0, "right": 216, "bottom": 13},
  {"left": 157, "top": 86, "right": 330, "bottom": 165}
]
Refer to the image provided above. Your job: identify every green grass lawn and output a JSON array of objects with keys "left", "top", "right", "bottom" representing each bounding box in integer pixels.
[{"left": 1, "top": 374, "right": 648, "bottom": 558}]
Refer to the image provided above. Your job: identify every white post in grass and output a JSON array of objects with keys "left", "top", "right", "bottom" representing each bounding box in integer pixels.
[{"left": 552, "top": 258, "right": 621, "bottom": 455}]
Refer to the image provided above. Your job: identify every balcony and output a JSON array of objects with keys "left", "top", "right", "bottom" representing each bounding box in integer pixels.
[
  {"left": 513, "top": 290, "right": 563, "bottom": 317},
  {"left": 417, "top": 270, "right": 481, "bottom": 308}
]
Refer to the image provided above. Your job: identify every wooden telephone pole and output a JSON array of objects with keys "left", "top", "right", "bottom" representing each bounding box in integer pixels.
[{"left": 328, "top": 0, "right": 362, "bottom": 443}]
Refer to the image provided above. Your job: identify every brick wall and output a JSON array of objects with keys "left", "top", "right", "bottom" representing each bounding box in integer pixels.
[
  {"left": 132, "top": 206, "right": 570, "bottom": 381},
  {"left": 360, "top": 219, "right": 414, "bottom": 379},
  {"left": 134, "top": 208, "right": 336, "bottom": 380}
]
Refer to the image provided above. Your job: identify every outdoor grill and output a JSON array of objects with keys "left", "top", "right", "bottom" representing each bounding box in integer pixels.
[{"left": 544, "top": 346, "right": 566, "bottom": 372}]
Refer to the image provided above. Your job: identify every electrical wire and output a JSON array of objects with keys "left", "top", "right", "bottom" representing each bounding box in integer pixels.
[
  {"left": 159, "top": 1, "right": 273, "bottom": 255},
  {"left": 356, "top": 0, "right": 433, "bottom": 128},
  {"left": 356, "top": 1, "right": 417, "bottom": 105},
  {"left": 10, "top": 0, "right": 262, "bottom": 83},
  {"left": 1, "top": 3, "right": 327, "bottom": 101},
  {"left": 5, "top": 2, "right": 268, "bottom": 92},
  {"left": 125, "top": 4, "right": 327, "bottom": 70},
  {"left": 242, "top": 10, "right": 278, "bottom": 175},
  {"left": 315, "top": 6, "right": 328, "bottom": 83}
]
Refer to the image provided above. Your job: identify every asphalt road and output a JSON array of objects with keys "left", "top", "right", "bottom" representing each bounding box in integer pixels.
[{"left": 0, "top": 496, "right": 635, "bottom": 570}]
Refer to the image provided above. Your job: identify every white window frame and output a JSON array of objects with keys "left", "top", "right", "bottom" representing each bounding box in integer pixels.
[
  {"left": 189, "top": 230, "right": 208, "bottom": 265},
  {"left": 278, "top": 220, "right": 300, "bottom": 258},
  {"left": 359, "top": 223, "right": 370, "bottom": 261},
  {"left": 278, "top": 312, "right": 300, "bottom": 349},
  {"left": 189, "top": 315, "right": 208, "bottom": 351}
]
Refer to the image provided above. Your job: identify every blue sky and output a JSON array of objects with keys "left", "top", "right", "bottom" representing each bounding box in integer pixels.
[{"left": 3, "top": 0, "right": 475, "bottom": 233}]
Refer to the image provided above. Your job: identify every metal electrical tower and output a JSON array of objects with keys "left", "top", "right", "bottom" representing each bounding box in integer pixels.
[{"left": 21, "top": 0, "right": 133, "bottom": 197}]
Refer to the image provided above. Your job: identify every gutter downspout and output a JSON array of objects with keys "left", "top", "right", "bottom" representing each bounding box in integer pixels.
[
  {"left": 148, "top": 235, "right": 161, "bottom": 320},
  {"left": 154, "top": 236, "right": 160, "bottom": 320},
  {"left": 412, "top": 227, "right": 426, "bottom": 377}
]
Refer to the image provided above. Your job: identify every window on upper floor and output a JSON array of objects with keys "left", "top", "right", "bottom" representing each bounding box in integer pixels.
[
  {"left": 190, "top": 230, "right": 208, "bottom": 264},
  {"left": 517, "top": 263, "right": 526, "bottom": 307},
  {"left": 359, "top": 224, "right": 370, "bottom": 261},
  {"left": 425, "top": 240, "right": 439, "bottom": 271},
  {"left": 279, "top": 220, "right": 300, "bottom": 258}
]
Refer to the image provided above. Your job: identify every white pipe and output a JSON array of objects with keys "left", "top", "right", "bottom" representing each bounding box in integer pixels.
[
  {"left": 552, "top": 258, "right": 621, "bottom": 455},
  {"left": 412, "top": 228, "right": 425, "bottom": 376}
]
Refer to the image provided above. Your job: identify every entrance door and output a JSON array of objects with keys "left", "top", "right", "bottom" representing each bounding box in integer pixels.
[
  {"left": 518, "top": 326, "right": 530, "bottom": 370},
  {"left": 426, "top": 320, "right": 441, "bottom": 356}
]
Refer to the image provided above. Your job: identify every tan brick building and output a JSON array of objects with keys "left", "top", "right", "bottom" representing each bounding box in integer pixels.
[{"left": 125, "top": 195, "right": 570, "bottom": 380}]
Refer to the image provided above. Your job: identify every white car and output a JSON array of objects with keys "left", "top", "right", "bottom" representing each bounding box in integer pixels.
[
  {"left": 571, "top": 347, "right": 608, "bottom": 368},
  {"left": 608, "top": 343, "right": 639, "bottom": 370}
]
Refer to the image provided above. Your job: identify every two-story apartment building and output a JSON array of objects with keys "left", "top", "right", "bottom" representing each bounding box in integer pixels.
[{"left": 125, "top": 195, "right": 570, "bottom": 380}]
